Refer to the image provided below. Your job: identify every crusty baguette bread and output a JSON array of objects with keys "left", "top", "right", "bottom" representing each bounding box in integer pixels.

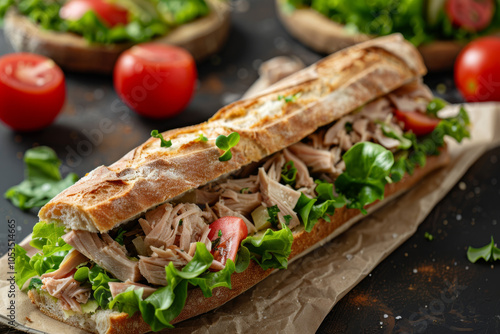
[
  {"left": 275, "top": 0, "right": 500, "bottom": 71},
  {"left": 28, "top": 149, "right": 450, "bottom": 334},
  {"left": 3, "top": 0, "right": 230, "bottom": 73},
  {"left": 38, "top": 34, "right": 426, "bottom": 233}
]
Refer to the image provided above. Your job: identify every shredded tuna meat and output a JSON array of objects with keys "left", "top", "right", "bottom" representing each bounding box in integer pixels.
[
  {"left": 63, "top": 230, "right": 142, "bottom": 282},
  {"left": 143, "top": 203, "right": 210, "bottom": 253},
  {"left": 288, "top": 143, "right": 338, "bottom": 176},
  {"left": 42, "top": 276, "right": 91, "bottom": 312},
  {"left": 41, "top": 250, "right": 88, "bottom": 279},
  {"left": 219, "top": 189, "right": 262, "bottom": 216},
  {"left": 258, "top": 168, "right": 301, "bottom": 229},
  {"left": 109, "top": 281, "right": 157, "bottom": 299}
]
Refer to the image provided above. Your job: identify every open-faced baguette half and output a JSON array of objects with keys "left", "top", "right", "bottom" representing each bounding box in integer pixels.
[
  {"left": 4, "top": 0, "right": 230, "bottom": 73},
  {"left": 21, "top": 34, "right": 464, "bottom": 334}
]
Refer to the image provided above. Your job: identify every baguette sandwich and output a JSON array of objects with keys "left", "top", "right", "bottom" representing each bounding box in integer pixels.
[
  {"left": 13, "top": 34, "right": 471, "bottom": 334},
  {"left": 276, "top": 0, "right": 500, "bottom": 71},
  {"left": 1, "top": 0, "right": 230, "bottom": 73}
]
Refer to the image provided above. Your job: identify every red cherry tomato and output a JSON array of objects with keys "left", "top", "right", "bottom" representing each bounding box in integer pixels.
[
  {"left": 208, "top": 216, "right": 248, "bottom": 267},
  {"left": 394, "top": 109, "right": 440, "bottom": 136},
  {"left": 0, "top": 53, "right": 65, "bottom": 132},
  {"left": 60, "top": 0, "right": 129, "bottom": 27},
  {"left": 113, "top": 43, "right": 197, "bottom": 119},
  {"left": 455, "top": 37, "right": 500, "bottom": 102},
  {"left": 445, "top": 0, "right": 494, "bottom": 32}
]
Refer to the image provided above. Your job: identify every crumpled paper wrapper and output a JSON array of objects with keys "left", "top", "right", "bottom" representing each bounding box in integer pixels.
[{"left": 0, "top": 98, "right": 499, "bottom": 333}]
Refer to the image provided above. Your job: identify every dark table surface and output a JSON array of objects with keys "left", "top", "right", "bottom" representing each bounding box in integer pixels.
[{"left": 1, "top": 1, "right": 499, "bottom": 333}]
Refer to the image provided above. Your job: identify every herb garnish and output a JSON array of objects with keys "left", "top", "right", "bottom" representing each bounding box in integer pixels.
[
  {"left": 115, "top": 229, "right": 126, "bottom": 245},
  {"left": 151, "top": 130, "right": 172, "bottom": 148},
  {"left": 278, "top": 93, "right": 301, "bottom": 103},
  {"left": 215, "top": 132, "right": 240, "bottom": 161},
  {"left": 266, "top": 205, "right": 281, "bottom": 228},
  {"left": 283, "top": 215, "right": 292, "bottom": 225},
  {"left": 467, "top": 236, "right": 500, "bottom": 263},
  {"left": 281, "top": 161, "right": 298, "bottom": 187},
  {"left": 195, "top": 134, "right": 208, "bottom": 142},
  {"left": 345, "top": 122, "right": 353, "bottom": 133},
  {"left": 212, "top": 230, "right": 223, "bottom": 251},
  {"left": 424, "top": 232, "right": 434, "bottom": 241},
  {"left": 240, "top": 187, "right": 250, "bottom": 194}
]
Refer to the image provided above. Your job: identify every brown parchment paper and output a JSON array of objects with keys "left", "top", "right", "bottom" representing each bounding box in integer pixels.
[{"left": 1, "top": 102, "right": 499, "bottom": 334}]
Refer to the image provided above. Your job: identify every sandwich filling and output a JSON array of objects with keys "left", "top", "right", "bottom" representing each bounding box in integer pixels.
[{"left": 15, "top": 80, "right": 470, "bottom": 331}]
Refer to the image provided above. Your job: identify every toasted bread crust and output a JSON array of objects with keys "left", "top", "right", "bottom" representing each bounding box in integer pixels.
[
  {"left": 3, "top": 0, "right": 230, "bottom": 73},
  {"left": 29, "top": 150, "right": 450, "bottom": 334},
  {"left": 38, "top": 34, "right": 425, "bottom": 233},
  {"left": 275, "top": 0, "right": 500, "bottom": 71}
]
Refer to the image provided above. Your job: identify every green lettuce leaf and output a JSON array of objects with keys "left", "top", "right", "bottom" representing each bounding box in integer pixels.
[
  {"left": 14, "top": 244, "right": 37, "bottom": 289},
  {"left": 294, "top": 180, "right": 346, "bottom": 232},
  {"left": 5, "top": 146, "right": 79, "bottom": 210},
  {"left": 335, "top": 142, "right": 394, "bottom": 214},
  {"left": 467, "top": 236, "right": 500, "bottom": 263},
  {"left": 241, "top": 223, "right": 293, "bottom": 270},
  {"left": 88, "top": 265, "right": 120, "bottom": 309},
  {"left": 15, "top": 221, "right": 72, "bottom": 289}
]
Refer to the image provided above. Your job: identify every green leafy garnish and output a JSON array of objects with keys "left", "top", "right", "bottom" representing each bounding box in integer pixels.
[
  {"left": 294, "top": 180, "right": 346, "bottom": 232},
  {"left": 151, "top": 130, "right": 172, "bottom": 148},
  {"left": 378, "top": 122, "right": 412, "bottom": 150},
  {"left": 278, "top": 92, "right": 301, "bottom": 103},
  {"left": 240, "top": 187, "right": 250, "bottom": 194},
  {"left": 195, "top": 133, "right": 208, "bottom": 142},
  {"left": 211, "top": 230, "right": 222, "bottom": 251},
  {"left": 27, "top": 277, "right": 43, "bottom": 291},
  {"left": 14, "top": 244, "right": 37, "bottom": 289},
  {"left": 335, "top": 142, "right": 394, "bottom": 214},
  {"left": 5, "top": 146, "right": 79, "bottom": 210},
  {"left": 241, "top": 223, "right": 293, "bottom": 270},
  {"left": 467, "top": 236, "right": 500, "bottom": 263},
  {"left": 281, "top": 161, "right": 298, "bottom": 186},
  {"left": 266, "top": 205, "right": 281, "bottom": 228},
  {"left": 426, "top": 97, "right": 448, "bottom": 117},
  {"left": 88, "top": 265, "right": 120, "bottom": 309},
  {"left": 344, "top": 122, "right": 353, "bottom": 133},
  {"left": 215, "top": 132, "right": 240, "bottom": 161},
  {"left": 109, "top": 243, "right": 235, "bottom": 331},
  {"left": 424, "top": 232, "right": 434, "bottom": 241},
  {"left": 235, "top": 245, "right": 251, "bottom": 273},
  {"left": 115, "top": 229, "right": 126, "bottom": 246},
  {"left": 15, "top": 221, "right": 73, "bottom": 289},
  {"left": 283, "top": 215, "right": 292, "bottom": 225}
]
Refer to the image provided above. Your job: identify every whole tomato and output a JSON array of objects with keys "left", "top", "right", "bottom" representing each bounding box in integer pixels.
[
  {"left": 114, "top": 43, "right": 197, "bottom": 119},
  {"left": 0, "top": 53, "right": 65, "bottom": 131},
  {"left": 454, "top": 37, "right": 500, "bottom": 102}
]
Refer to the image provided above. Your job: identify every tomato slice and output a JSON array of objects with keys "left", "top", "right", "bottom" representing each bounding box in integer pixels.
[
  {"left": 60, "top": 0, "right": 129, "bottom": 27},
  {"left": 445, "top": 0, "right": 494, "bottom": 32},
  {"left": 208, "top": 217, "right": 248, "bottom": 268},
  {"left": 0, "top": 53, "right": 65, "bottom": 131},
  {"left": 393, "top": 109, "right": 441, "bottom": 136}
]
